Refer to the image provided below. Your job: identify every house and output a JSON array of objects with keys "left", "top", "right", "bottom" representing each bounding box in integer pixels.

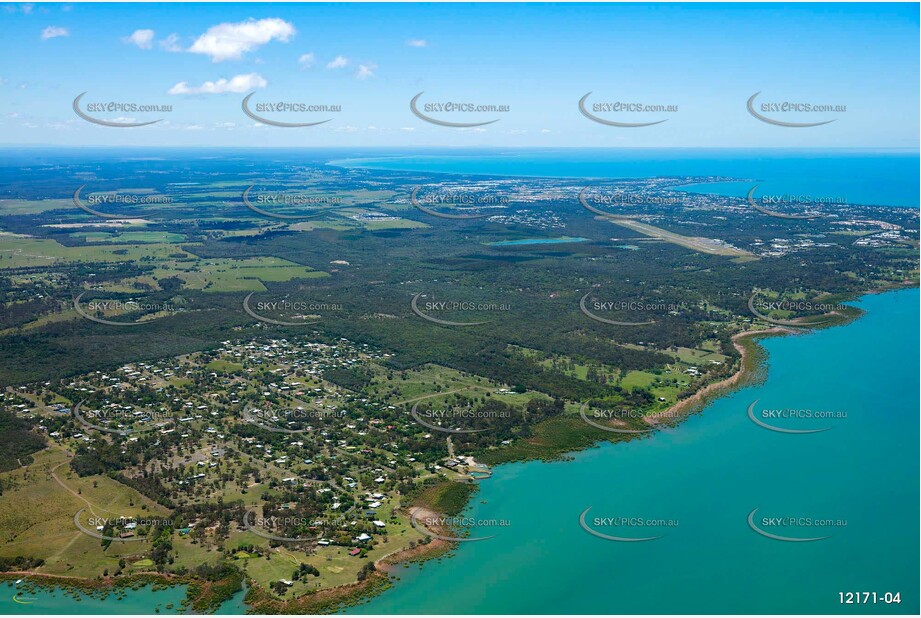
[
  {"left": 349, "top": 548, "right": 361, "bottom": 556},
  {"left": 355, "top": 533, "right": 372, "bottom": 542}
]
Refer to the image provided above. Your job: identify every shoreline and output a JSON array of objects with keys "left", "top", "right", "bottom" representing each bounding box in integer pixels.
[
  {"left": 243, "top": 506, "right": 456, "bottom": 614},
  {"left": 374, "top": 506, "right": 453, "bottom": 574},
  {"left": 0, "top": 569, "right": 241, "bottom": 613},
  {"left": 2, "top": 293, "right": 908, "bottom": 613},
  {"left": 0, "top": 502, "right": 460, "bottom": 616},
  {"left": 645, "top": 326, "right": 795, "bottom": 426}
]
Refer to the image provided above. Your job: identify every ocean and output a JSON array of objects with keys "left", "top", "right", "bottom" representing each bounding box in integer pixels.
[
  {"left": 331, "top": 148, "right": 920, "bottom": 208},
  {"left": 1, "top": 150, "right": 915, "bottom": 615},
  {"left": 348, "top": 288, "right": 919, "bottom": 614}
]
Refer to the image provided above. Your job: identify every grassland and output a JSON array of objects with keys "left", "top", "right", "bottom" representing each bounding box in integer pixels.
[
  {"left": 0, "top": 447, "right": 169, "bottom": 579},
  {"left": 153, "top": 257, "right": 328, "bottom": 293},
  {"left": 0, "top": 236, "right": 193, "bottom": 269}
]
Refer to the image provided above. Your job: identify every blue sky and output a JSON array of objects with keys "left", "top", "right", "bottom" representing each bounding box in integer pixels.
[{"left": 1, "top": 2, "right": 918, "bottom": 147}]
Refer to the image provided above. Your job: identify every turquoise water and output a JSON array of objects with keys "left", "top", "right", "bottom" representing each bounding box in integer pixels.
[
  {"left": 0, "top": 582, "right": 188, "bottom": 615},
  {"left": 488, "top": 237, "right": 588, "bottom": 246},
  {"left": 0, "top": 582, "right": 248, "bottom": 615},
  {"left": 331, "top": 149, "right": 920, "bottom": 208},
  {"left": 3, "top": 150, "right": 917, "bottom": 614},
  {"left": 4, "top": 294, "right": 913, "bottom": 616},
  {"left": 348, "top": 289, "right": 919, "bottom": 614}
]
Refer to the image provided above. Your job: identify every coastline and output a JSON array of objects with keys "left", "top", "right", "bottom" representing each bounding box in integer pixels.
[
  {"left": 1, "top": 295, "right": 907, "bottom": 614},
  {"left": 374, "top": 507, "right": 453, "bottom": 574},
  {"left": 343, "top": 288, "right": 919, "bottom": 614},
  {"left": 0, "top": 503, "right": 459, "bottom": 616},
  {"left": 645, "top": 327, "right": 795, "bottom": 426},
  {"left": 0, "top": 568, "right": 242, "bottom": 613},
  {"left": 243, "top": 506, "right": 455, "bottom": 615}
]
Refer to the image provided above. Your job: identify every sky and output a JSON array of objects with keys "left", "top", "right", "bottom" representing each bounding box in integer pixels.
[{"left": 0, "top": 2, "right": 918, "bottom": 148}]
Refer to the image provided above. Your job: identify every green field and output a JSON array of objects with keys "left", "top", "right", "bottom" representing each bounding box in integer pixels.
[
  {"left": 0, "top": 447, "right": 170, "bottom": 578},
  {"left": 0, "top": 236, "right": 196, "bottom": 269},
  {"left": 153, "top": 256, "right": 328, "bottom": 292}
]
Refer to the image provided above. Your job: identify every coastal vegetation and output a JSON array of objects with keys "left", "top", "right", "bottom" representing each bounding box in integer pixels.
[{"left": 0, "top": 155, "right": 916, "bottom": 612}]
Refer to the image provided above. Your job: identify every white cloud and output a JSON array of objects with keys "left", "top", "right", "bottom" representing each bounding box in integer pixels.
[
  {"left": 160, "top": 33, "right": 182, "bottom": 52},
  {"left": 188, "top": 18, "right": 295, "bottom": 62},
  {"left": 355, "top": 63, "right": 376, "bottom": 80},
  {"left": 406, "top": 39, "right": 428, "bottom": 47},
  {"left": 400, "top": 127, "right": 415, "bottom": 132},
  {"left": 41, "top": 25, "right": 69, "bottom": 40},
  {"left": 5, "top": 4, "right": 34, "bottom": 14},
  {"left": 298, "top": 52, "right": 315, "bottom": 68},
  {"left": 123, "top": 29, "right": 155, "bottom": 49},
  {"left": 326, "top": 55, "right": 349, "bottom": 69},
  {"left": 168, "top": 72, "right": 267, "bottom": 95}
]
